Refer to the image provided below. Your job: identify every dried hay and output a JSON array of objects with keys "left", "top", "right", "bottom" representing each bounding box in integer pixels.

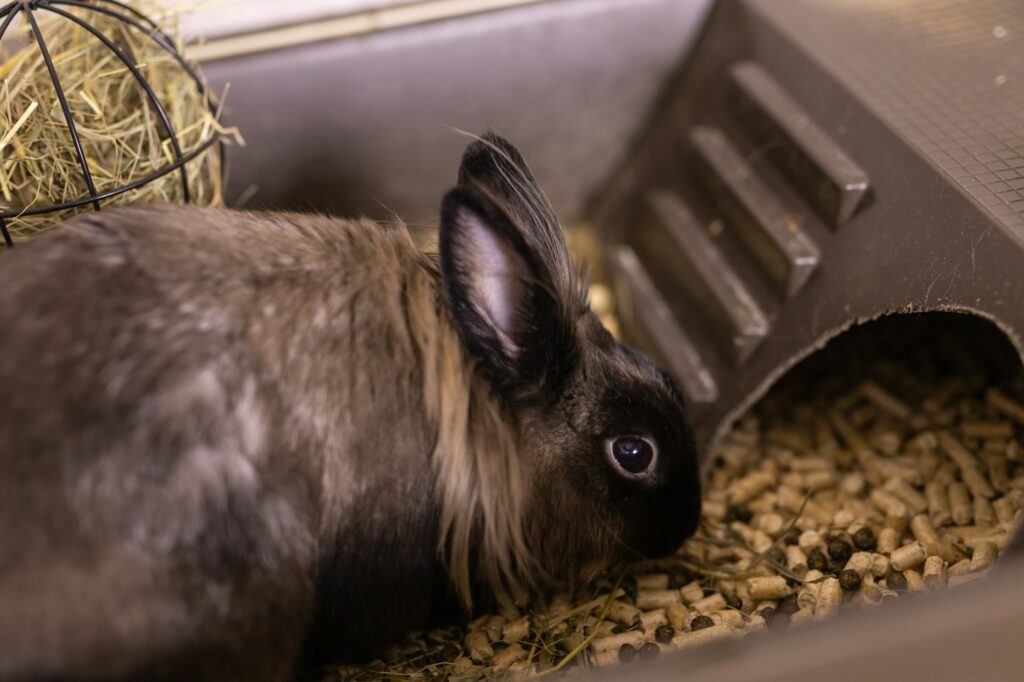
[{"left": 0, "top": 1, "right": 241, "bottom": 242}]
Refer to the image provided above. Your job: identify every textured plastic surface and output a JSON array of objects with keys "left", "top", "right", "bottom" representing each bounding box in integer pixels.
[
  {"left": 759, "top": 0, "right": 1024, "bottom": 238},
  {"left": 592, "top": 8, "right": 1024, "bottom": 679},
  {"left": 690, "top": 125, "right": 821, "bottom": 298},
  {"left": 594, "top": 0, "right": 1024, "bottom": 456},
  {"left": 612, "top": 245, "right": 719, "bottom": 402},
  {"left": 646, "top": 190, "right": 769, "bottom": 362},
  {"left": 730, "top": 61, "right": 870, "bottom": 228}
]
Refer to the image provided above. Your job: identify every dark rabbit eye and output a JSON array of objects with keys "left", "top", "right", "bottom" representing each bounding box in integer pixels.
[{"left": 606, "top": 435, "right": 657, "bottom": 475}]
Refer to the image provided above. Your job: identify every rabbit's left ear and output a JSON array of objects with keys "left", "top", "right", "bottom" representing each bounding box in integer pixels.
[{"left": 439, "top": 184, "right": 577, "bottom": 402}]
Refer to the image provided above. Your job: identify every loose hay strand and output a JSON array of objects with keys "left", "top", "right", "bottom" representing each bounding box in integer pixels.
[{"left": 533, "top": 577, "right": 623, "bottom": 679}]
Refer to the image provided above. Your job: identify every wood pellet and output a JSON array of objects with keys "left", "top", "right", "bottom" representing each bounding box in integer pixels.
[{"left": 340, "top": 343, "right": 1024, "bottom": 680}]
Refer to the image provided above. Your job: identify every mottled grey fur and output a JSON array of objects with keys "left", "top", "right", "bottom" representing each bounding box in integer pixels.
[{"left": 0, "top": 135, "right": 700, "bottom": 680}]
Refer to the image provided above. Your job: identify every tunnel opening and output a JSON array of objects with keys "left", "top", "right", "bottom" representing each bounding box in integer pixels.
[
  {"left": 686, "top": 310, "right": 1024, "bottom": 638},
  {"left": 760, "top": 312, "right": 1024, "bottom": 423}
]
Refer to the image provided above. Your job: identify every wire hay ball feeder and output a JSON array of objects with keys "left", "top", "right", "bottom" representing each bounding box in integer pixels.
[{"left": 0, "top": 0, "right": 240, "bottom": 247}]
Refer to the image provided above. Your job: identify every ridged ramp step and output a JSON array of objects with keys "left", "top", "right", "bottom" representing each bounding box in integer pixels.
[
  {"left": 609, "top": 246, "right": 718, "bottom": 404},
  {"left": 730, "top": 61, "right": 870, "bottom": 228},
  {"left": 690, "top": 125, "right": 821, "bottom": 299},
  {"left": 645, "top": 190, "right": 769, "bottom": 364}
]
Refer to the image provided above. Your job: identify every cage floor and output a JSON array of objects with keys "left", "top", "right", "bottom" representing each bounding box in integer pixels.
[{"left": 336, "top": 303, "right": 1024, "bottom": 682}]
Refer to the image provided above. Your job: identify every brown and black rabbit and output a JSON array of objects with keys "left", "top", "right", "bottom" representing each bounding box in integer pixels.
[{"left": 0, "top": 134, "right": 701, "bottom": 680}]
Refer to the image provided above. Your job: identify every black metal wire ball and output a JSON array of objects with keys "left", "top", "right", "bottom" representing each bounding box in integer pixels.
[{"left": 0, "top": 0, "right": 227, "bottom": 247}]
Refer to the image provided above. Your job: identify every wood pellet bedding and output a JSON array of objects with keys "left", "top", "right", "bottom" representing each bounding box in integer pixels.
[{"left": 338, "top": 313, "right": 1024, "bottom": 681}]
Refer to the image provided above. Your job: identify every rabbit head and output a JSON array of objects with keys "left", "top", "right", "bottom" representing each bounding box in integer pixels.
[{"left": 438, "top": 134, "right": 702, "bottom": 600}]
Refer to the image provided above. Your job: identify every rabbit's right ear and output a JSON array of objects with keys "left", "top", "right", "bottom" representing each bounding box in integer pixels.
[
  {"left": 455, "top": 134, "right": 580, "bottom": 313},
  {"left": 439, "top": 185, "right": 577, "bottom": 402}
]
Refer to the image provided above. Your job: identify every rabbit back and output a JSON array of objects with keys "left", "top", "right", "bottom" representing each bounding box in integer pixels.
[{"left": 0, "top": 206, "right": 451, "bottom": 677}]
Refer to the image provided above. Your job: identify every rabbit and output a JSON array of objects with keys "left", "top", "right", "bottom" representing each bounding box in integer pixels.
[{"left": 0, "top": 133, "right": 701, "bottom": 681}]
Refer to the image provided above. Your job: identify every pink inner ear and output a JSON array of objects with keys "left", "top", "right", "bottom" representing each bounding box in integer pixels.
[{"left": 463, "top": 212, "right": 529, "bottom": 357}]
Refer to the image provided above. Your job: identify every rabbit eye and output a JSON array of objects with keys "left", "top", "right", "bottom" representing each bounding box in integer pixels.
[{"left": 606, "top": 435, "right": 656, "bottom": 475}]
